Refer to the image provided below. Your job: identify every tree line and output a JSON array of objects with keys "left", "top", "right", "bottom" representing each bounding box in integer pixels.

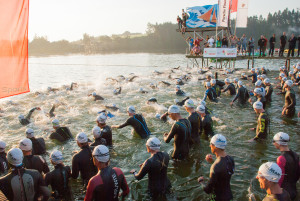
[{"left": 28, "top": 8, "right": 300, "bottom": 56}]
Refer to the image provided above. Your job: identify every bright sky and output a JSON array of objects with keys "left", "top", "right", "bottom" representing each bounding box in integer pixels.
[{"left": 28, "top": 0, "right": 300, "bottom": 42}]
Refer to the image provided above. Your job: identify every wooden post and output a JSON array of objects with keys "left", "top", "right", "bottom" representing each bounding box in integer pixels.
[{"left": 247, "top": 59, "right": 250, "bottom": 69}]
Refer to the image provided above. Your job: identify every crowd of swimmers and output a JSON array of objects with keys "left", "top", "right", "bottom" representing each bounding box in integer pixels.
[{"left": 0, "top": 62, "right": 300, "bottom": 201}]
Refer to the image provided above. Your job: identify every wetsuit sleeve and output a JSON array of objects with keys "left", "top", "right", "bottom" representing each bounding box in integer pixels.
[
  {"left": 134, "top": 159, "right": 150, "bottom": 180},
  {"left": 164, "top": 123, "right": 178, "bottom": 143},
  {"left": 37, "top": 172, "right": 51, "bottom": 199},
  {"left": 277, "top": 156, "right": 286, "bottom": 186},
  {"left": 25, "top": 107, "right": 37, "bottom": 120},
  {"left": 40, "top": 156, "right": 50, "bottom": 174},
  {"left": 286, "top": 93, "right": 296, "bottom": 109},
  {"left": 114, "top": 168, "right": 130, "bottom": 197},
  {"left": 49, "top": 105, "right": 55, "bottom": 118},
  {"left": 44, "top": 173, "right": 51, "bottom": 186},
  {"left": 71, "top": 155, "right": 79, "bottom": 179},
  {"left": 247, "top": 74, "right": 254, "bottom": 78},
  {"left": 203, "top": 170, "right": 217, "bottom": 194},
  {"left": 223, "top": 85, "right": 230, "bottom": 92},
  {"left": 203, "top": 90, "right": 208, "bottom": 101},
  {"left": 84, "top": 178, "right": 97, "bottom": 201},
  {"left": 117, "top": 118, "right": 131, "bottom": 129},
  {"left": 232, "top": 88, "right": 240, "bottom": 102}
]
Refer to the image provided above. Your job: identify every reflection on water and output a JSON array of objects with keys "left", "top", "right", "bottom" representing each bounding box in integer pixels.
[{"left": 0, "top": 53, "right": 299, "bottom": 201}]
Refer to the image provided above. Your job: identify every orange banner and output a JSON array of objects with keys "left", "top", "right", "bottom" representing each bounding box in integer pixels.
[
  {"left": 230, "top": 0, "right": 238, "bottom": 13},
  {"left": 0, "top": 0, "right": 30, "bottom": 99}
]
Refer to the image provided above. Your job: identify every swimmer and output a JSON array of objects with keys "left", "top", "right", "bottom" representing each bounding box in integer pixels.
[
  {"left": 198, "top": 134, "right": 235, "bottom": 201},
  {"left": 176, "top": 78, "right": 184, "bottom": 86},
  {"left": 147, "top": 97, "right": 158, "bottom": 104},
  {"left": 96, "top": 113, "right": 112, "bottom": 147},
  {"left": 47, "top": 86, "right": 59, "bottom": 93},
  {"left": 196, "top": 105, "right": 214, "bottom": 137},
  {"left": 90, "top": 126, "right": 107, "bottom": 147},
  {"left": 211, "top": 79, "right": 221, "bottom": 97},
  {"left": 113, "top": 87, "right": 122, "bottom": 95},
  {"left": 249, "top": 88, "right": 266, "bottom": 109},
  {"left": 240, "top": 73, "right": 248, "bottom": 80},
  {"left": 130, "top": 137, "right": 171, "bottom": 199},
  {"left": 175, "top": 85, "right": 185, "bottom": 96},
  {"left": 230, "top": 81, "right": 249, "bottom": 106},
  {"left": 248, "top": 101, "right": 269, "bottom": 142},
  {"left": 272, "top": 132, "right": 300, "bottom": 200},
  {"left": 261, "top": 66, "right": 267, "bottom": 75},
  {"left": 174, "top": 97, "right": 190, "bottom": 106},
  {"left": 200, "top": 100, "right": 212, "bottom": 115},
  {"left": 45, "top": 150, "right": 73, "bottom": 200},
  {"left": 248, "top": 68, "right": 258, "bottom": 84},
  {"left": 25, "top": 128, "right": 46, "bottom": 155},
  {"left": 149, "top": 83, "right": 157, "bottom": 89},
  {"left": 254, "top": 80, "right": 266, "bottom": 97},
  {"left": 19, "top": 138, "right": 49, "bottom": 174},
  {"left": 184, "top": 99, "right": 201, "bottom": 144},
  {"left": 222, "top": 78, "right": 236, "bottom": 95},
  {"left": 203, "top": 82, "right": 217, "bottom": 102},
  {"left": 233, "top": 78, "right": 239, "bottom": 89},
  {"left": 264, "top": 78, "right": 273, "bottom": 104},
  {"left": 105, "top": 103, "right": 119, "bottom": 111},
  {"left": 72, "top": 132, "right": 98, "bottom": 188},
  {"left": 89, "top": 92, "right": 104, "bottom": 101},
  {"left": 111, "top": 106, "right": 151, "bottom": 139},
  {"left": 85, "top": 145, "right": 129, "bottom": 201},
  {"left": 49, "top": 119, "right": 73, "bottom": 142},
  {"left": 255, "top": 162, "right": 291, "bottom": 200},
  {"left": 163, "top": 105, "right": 191, "bottom": 160},
  {"left": 0, "top": 140, "right": 8, "bottom": 174},
  {"left": 139, "top": 88, "right": 149, "bottom": 94},
  {"left": 159, "top": 81, "right": 171, "bottom": 86},
  {"left": 18, "top": 107, "right": 41, "bottom": 126},
  {"left": 0, "top": 148, "right": 51, "bottom": 200},
  {"left": 282, "top": 80, "right": 296, "bottom": 117}
]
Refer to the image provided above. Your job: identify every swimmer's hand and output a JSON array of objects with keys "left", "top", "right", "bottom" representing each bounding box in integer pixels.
[
  {"left": 230, "top": 102, "right": 234, "bottom": 106},
  {"left": 281, "top": 108, "right": 286, "bottom": 116},
  {"left": 197, "top": 176, "right": 204, "bottom": 183},
  {"left": 248, "top": 138, "right": 255, "bottom": 143},
  {"left": 248, "top": 98, "right": 252, "bottom": 104},
  {"left": 250, "top": 128, "right": 256, "bottom": 131},
  {"left": 111, "top": 125, "right": 118, "bottom": 129},
  {"left": 205, "top": 154, "right": 214, "bottom": 164},
  {"left": 130, "top": 169, "right": 136, "bottom": 174},
  {"left": 163, "top": 132, "right": 168, "bottom": 137},
  {"left": 139, "top": 163, "right": 143, "bottom": 167},
  {"left": 35, "top": 107, "right": 41, "bottom": 110}
]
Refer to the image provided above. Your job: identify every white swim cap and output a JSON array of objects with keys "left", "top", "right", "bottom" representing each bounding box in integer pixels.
[
  {"left": 50, "top": 150, "right": 63, "bottom": 164},
  {"left": 200, "top": 100, "right": 206, "bottom": 106},
  {"left": 139, "top": 88, "right": 143, "bottom": 92},
  {"left": 224, "top": 78, "right": 230, "bottom": 83},
  {"left": 92, "top": 126, "right": 101, "bottom": 139},
  {"left": 258, "top": 162, "right": 282, "bottom": 183},
  {"left": 127, "top": 106, "right": 136, "bottom": 113},
  {"left": 282, "top": 77, "right": 287, "bottom": 82},
  {"left": 92, "top": 145, "right": 110, "bottom": 163},
  {"left": 279, "top": 73, "right": 285, "bottom": 78},
  {"left": 253, "top": 101, "right": 263, "bottom": 110},
  {"left": 155, "top": 113, "right": 161, "bottom": 119},
  {"left": 205, "top": 82, "right": 211, "bottom": 87},
  {"left": 285, "top": 80, "right": 293, "bottom": 87},
  {"left": 184, "top": 99, "right": 195, "bottom": 108},
  {"left": 76, "top": 132, "right": 88, "bottom": 143},
  {"left": 261, "top": 74, "right": 266, "bottom": 79},
  {"left": 210, "top": 79, "right": 216, "bottom": 85},
  {"left": 254, "top": 88, "right": 262, "bottom": 95},
  {"left": 210, "top": 134, "right": 227, "bottom": 149},
  {"left": 234, "top": 78, "right": 238, "bottom": 82},
  {"left": 18, "top": 114, "right": 25, "bottom": 120},
  {"left": 0, "top": 140, "right": 6, "bottom": 152},
  {"left": 174, "top": 99, "right": 179, "bottom": 104},
  {"left": 19, "top": 138, "right": 32, "bottom": 151},
  {"left": 92, "top": 92, "right": 97, "bottom": 96},
  {"left": 241, "top": 73, "right": 246, "bottom": 76},
  {"left": 176, "top": 85, "right": 181, "bottom": 89},
  {"left": 264, "top": 78, "right": 270, "bottom": 84},
  {"left": 96, "top": 113, "right": 107, "bottom": 124},
  {"left": 257, "top": 75, "right": 262, "bottom": 79},
  {"left": 238, "top": 81, "right": 243, "bottom": 86},
  {"left": 7, "top": 148, "right": 23, "bottom": 166},
  {"left": 255, "top": 80, "right": 262, "bottom": 86},
  {"left": 273, "top": 132, "right": 289, "bottom": 146},
  {"left": 196, "top": 105, "right": 206, "bottom": 113},
  {"left": 146, "top": 137, "right": 161, "bottom": 151},
  {"left": 289, "top": 71, "right": 293, "bottom": 75},
  {"left": 168, "top": 105, "right": 180, "bottom": 114},
  {"left": 52, "top": 119, "right": 60, "bottom": 127},
  {"left": 26, "top": 128, "right": 34, "bottom": 138}
]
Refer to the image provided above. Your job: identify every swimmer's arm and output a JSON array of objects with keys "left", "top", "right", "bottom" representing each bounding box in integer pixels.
[
  {"left": 120, "top": 171, "right": 130, "bottom": 197},
  {"left": 222, "top": 85, "right": 229, "bottom": 92},
  {"left": 231, "top": 90, "right": 240, "bottom": 103},
  {"left": 37, "top": 173, "right": 51, "bottom": 199},
  {"left": 134, "top": 160, "right": 150, "bottom": 180},
  {"left": 164, "top": 124, "right": 177, "bottom": 143},
  {"left": 203, "top": 172, "right": 217, "bottom": 194},
  {"left": 285, "top": 94, "right": 296, "bottom": 109},
  {"left": 25, "top": 107, "right": 39, "bottom": 120},
  {"left": 203, "top": 91, "right": 208, "bottom": 101},
  {"left": 277, "top": 156, "right": 286, "bottom": 186},
  {"left": 71, "top": 156, "right": 79, "bottom": 179},
  {"left": 113, "top": 119, "right": 130, "bottom": 129}
]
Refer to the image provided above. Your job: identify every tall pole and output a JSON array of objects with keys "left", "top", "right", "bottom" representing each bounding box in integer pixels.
[{"left": 216, "top": 2, "right": 219, "bottom": 44}]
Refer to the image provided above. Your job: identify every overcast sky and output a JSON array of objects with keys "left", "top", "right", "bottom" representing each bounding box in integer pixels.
[{"left": 28, "top": 0, "right": 300, "bottom": 42}]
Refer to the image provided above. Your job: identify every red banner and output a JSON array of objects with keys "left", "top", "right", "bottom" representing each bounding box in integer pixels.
[
  {"left": 0, "top": 0, "right": 30, "bottom": 99},
  {"left": 230, "top": 0, "right": 238, "bottom": 13}
]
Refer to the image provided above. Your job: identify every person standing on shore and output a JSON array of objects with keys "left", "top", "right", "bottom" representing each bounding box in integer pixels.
[
  {"left": 287, "top": 34, "right": 297, "bottom": 57},
  {"left": 279, "top": 32, "right": 287, "bottom": 57},
  {"left": 241, "top": 34, "right": 247, "bottom": 55},
  {"left": 248, "top": 37, "right": 255, "bottom": 56},
  {"left": 269, "top": 34, "right": 276, "bottom": 56}
]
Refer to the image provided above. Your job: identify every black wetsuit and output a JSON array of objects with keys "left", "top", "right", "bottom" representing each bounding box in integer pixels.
[
  {"left": 265, "top": 85, "right": 273, "bottom": 104},
  {"left": 254, "top": 112, "right": 269, "bottom": 140},
  {"left": 188, "top": 112, "right": 202, "bottom": 144},
  {"left": 203, "top": 155, "right": 235, "bottom": 201},
  {"left": 257, "top": 96, "right": 267, "bottom": 110},
  {"left": 0, "top": 166, "right": 50, "bottom": 201},
  {"left": 19, "top": 107, "right": 38, "bottom": 126},
  {"left": 118, "top": 114, "right": 151, "bottom": 139},
  {"left": 45, "top": 164, "right": 72, "bottom": 200},
  {"left": 232, "top": 86, "right": 249, "bottom": 105},
  {"left": 85, "top": 166, "right": 129, "bottom": 201},
  {"left": 94, "top": 95, "right": 104, "bottom": 101},
  {"left": 202, "top": 114, "right": 214, "bottom": 137},
  {"left": 262, "top": 69, "right": 267, "bottom": 75},
  {"left": 240, "top": 76, "right": 248, "bottom": 80},
  {"left": 90, "top": 138, "right": 107, "bottom": 147},
  {"left": 176, "top": 97, "right": 190, "bottom": 106},
  {"left": 176, "top": 90, "right": 185, "bottom": 96},
  {"left": 269, "top": 36, "right": 276, "bottom": 56},
  {"left": 0, "top": 152, "right": 8, "bottom": 174},
  {"left": 284, "top": 89, "right": 296, "bottom": 117},
  {"left": 100, "top": 125, "right": 112, "bottom": 146},
  {"left": 30, "top": 137, "right": 46, "bottom": 155},
  {"left": 203, "top": 88, "right": 217, "bottom": 102},
  {"left": 71, "top": 145, "right": 97, "bottom": 186},
  {"left": 205, "top": 106, "right": 213, "bottom": 115},
  {"left": 134, "top": 152, "right": 171, "bottom": 198},
  {"left": 23, "top": 155, "right": 50, "bottom": 174},
  {"left": 164, "top": 119, "right": 191, "bottom": 160},
  {"left": 212, "top": 85, "right": 221, "bottom": 97},
  {"left": 262, "top": 189, "right": 291, "bottom": 201},
  {"left": 50, "top": 126, "right": 73, "bottom": 142},
  {"left": 248, "top": 73, "right": 257, "bottom": 83},
  {"left": 277, "top": 150, "right": 300, "bottom": 200}
]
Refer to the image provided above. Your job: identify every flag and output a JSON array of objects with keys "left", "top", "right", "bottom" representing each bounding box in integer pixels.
[
  {"left": 230, "top": 0, "right": 238, "bottom": 13},
  {"left": 0, "top": 0, "right": 30, "bottom": 99},
  {"left": 218, "top": 0, "right": 230, "bottom": 27},
  {"left": 236, "top": 0, "right": 248, "bottom": 27}
]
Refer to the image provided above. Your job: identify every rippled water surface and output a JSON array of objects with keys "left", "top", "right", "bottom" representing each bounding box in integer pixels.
[{"left": 0, "top": 53, "right": 299, "bottom": 201}]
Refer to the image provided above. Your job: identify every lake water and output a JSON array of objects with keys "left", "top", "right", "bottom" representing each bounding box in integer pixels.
[{"left": 0, "top": 53, "right": 299, "bottom": 200}]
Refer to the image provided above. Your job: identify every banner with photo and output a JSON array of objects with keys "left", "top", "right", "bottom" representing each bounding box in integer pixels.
[{"left": 186, "top": 5, "right": 219, "bottom": 28}]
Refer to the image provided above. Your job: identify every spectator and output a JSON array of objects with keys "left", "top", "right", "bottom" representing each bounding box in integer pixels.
[
  {"left": 208, "top": 36, "right": 214, "bottom": 47},
  {"left": 187, "top": 37, "right": 194, "bottom": 51},
  {"left": 279, "top": 32, "right": 287, "bottom": 57},
  {"left": 222, "top": 36, "right": 228, "bottom": 48},
  {"left": 237, "top": 38, "right": 241, "bottom": 53},
  {"left": 216, "top": 36, "right": 222, "bottom": 48},
  {"left": 248, "top": 37, "right": 255, "bottom": 56},
  {"left": 181, "top": 21, "right": 186, "bottom": 35},
  {"left": 177, "top": 16, "right": 182, "bottom": 30},
  {"left": 287, "top": 33, "right": 297, "bottom": 57},
  {"left": 269, "top": 34, "right": 276, "bottom": 56},
  {"left": 258, "top": 35, "right": 266, "bottom": 57},
  {"left": 241, "top": 34, "right": 247, "bottom": 55},
  {"left": 192, "top": 44, "right": 201, "bottom": 56},
  {"left": 297, "top": 34, "right": 300, "bottom": 57},
  {"left": 194, "top": 36, "right": 202, "bottom": 46},
  {"left": 263, "top": 35, "right": 268, "bottom": 56},
  {"left": 230, "top": 35, "right": 237, "bottom": 48}
]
